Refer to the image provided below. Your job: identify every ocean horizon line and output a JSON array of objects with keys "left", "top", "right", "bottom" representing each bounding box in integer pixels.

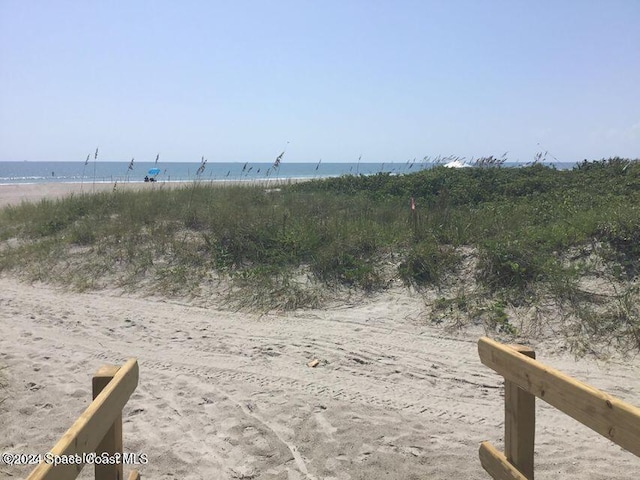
[{"left": 0, "top": 160, "right": 580, "bottom": 185}]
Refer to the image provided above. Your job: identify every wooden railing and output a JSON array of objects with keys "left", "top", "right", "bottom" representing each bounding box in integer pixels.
[
  {"left": 478, "top": 337, "right": 640, "bottom": 480},
  {"left": 27, "top": 358, "right": 140, "bottom": 480}
]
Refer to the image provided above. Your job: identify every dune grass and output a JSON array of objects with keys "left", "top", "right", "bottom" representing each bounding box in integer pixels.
[{"left": 1, "top": 158, "right": 639, "bottom": 353}]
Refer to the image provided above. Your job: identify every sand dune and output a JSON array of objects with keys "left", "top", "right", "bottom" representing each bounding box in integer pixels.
[
  {"left": 1, "top": 182, "right": 639, "bottom": 478},
  {"left": 1, "top": 277, "right": 639, "bottom": 479}
]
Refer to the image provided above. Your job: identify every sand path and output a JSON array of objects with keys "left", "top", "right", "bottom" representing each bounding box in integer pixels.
[{"left": 1, "top": 277, "right": 639, "bottom": 479}]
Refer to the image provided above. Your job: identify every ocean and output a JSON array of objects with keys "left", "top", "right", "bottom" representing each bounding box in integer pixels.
[{"left": 0, "top": 160, "right": 577, "bottom": 185}]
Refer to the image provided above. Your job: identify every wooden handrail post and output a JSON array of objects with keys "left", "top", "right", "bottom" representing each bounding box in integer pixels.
[
  {"left": 505, "top": 345, "right": 536, "bottom": 480},
  {"left": 93, "top": 365, "right": 124, "bottom": 480},
  {"left": 479, "top": 337, "right": 640, "bottom": 478}
]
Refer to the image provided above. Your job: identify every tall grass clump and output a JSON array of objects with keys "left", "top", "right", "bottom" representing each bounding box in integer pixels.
[
  {"left": 476, "top": 238, "right": 550, "bottom": 291},
  {"left": 398, "top": 240, "right": 460, "bottom": 288}
]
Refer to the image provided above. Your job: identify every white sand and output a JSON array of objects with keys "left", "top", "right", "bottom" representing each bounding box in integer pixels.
[
  {"left": 0, "top": 183, "right": 639, "bottom": 479},
  {"left": 0, "top": 178, "right": 306, "bottom": 208},
  {"left": 1, "top": 278, "right": 639, "bottom": 479},
  {"left": 0, "top": 182, "right": 167, "bottom": 207}
]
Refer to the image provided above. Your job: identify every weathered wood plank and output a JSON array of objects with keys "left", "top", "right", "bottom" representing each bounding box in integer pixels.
[
  {"left": 93, "top": 365, "right": 124, "bottom": 480},
  {"left": 504, "top": 345, "right": 535, "bottom": 480},
  {"left": 478, "top": 337, "right": 640, "bottom": 457},
  {"left": 27, "top": 358, "right": 139, "bottom": 480},
  {"left": 128, "top": 469, "right": 141, "bottom": 480},
  {"left": 479, "top": 441, "right": 528, "bottom": 480}
]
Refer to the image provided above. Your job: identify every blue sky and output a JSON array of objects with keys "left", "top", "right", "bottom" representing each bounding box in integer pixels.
[{"left": 1, "top": 0, "right": 639, "bottom": 163}]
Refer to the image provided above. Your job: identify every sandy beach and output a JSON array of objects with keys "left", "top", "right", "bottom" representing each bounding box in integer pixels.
[
  {"left": 0, "top": 182, "right": 169, "bottom": 208},
  {"left": 0, "top": 178, "right": 306, "bottom": 209},
  {"left": 1, "top": 184, "right": 639, "bottom": 479}
]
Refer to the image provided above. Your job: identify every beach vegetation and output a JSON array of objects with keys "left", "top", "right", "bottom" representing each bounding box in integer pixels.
[{"left": 1, "top": 157, "right": 639, "bottom": 353}]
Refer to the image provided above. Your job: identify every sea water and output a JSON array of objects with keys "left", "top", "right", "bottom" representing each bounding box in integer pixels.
[{"left": 0, "top": 160, "right": 577, "bottom": 185}]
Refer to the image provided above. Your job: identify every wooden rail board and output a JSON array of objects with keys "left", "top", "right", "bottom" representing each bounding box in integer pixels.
[
  {"left": 479, "top": 441, "right": 528, "bottom": 480},
  {"left": 478, "top": 337, "right": 640, "bottom": 457},
  {"left": 27, "top": 358, "right": 139, "bottom": 480}
]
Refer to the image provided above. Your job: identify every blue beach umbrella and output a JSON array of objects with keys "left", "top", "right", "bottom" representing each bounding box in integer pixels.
[{"left": 148, "top": 168, "right": 161, "bottom": 176}]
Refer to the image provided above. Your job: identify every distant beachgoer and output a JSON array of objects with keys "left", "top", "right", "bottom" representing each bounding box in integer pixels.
[{"left": 144, "top": 175, "right": 149, "bottom": 182}]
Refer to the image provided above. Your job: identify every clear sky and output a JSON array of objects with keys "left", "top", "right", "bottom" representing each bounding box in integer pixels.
[{"left": 1, "top": 0, "right": 639, "bottom": 163}]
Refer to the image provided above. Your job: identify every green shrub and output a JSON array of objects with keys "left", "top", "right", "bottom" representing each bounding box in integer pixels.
[
  {"left": 311, "top": 247, "right": 384, "bottom": 291},
  {"left": 398, "top": 241, "right": 460, "bottom": 288},
  {"left": 596, "top": 219, "right": 640, "bottom": 279},
  {"left": 487, "top": 301, "right": 517, "bottom": 335},
  {"left": 477, "top": 239, "right": 548, "bottom": 290}
]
